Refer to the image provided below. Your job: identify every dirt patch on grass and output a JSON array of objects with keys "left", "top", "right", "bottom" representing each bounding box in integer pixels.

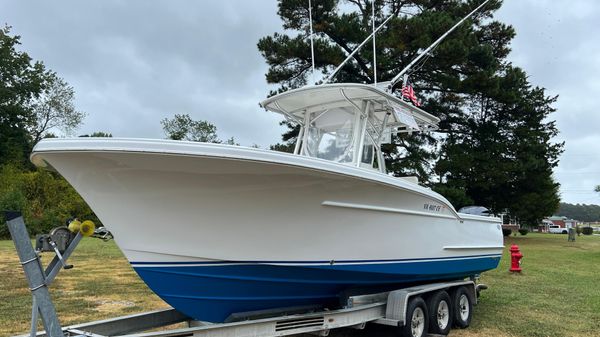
[{"left": 92, "top": 299, "right": 136, "bottom": 313}]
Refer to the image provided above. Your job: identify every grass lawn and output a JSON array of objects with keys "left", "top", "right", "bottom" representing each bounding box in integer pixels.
[
  {"left": 1, "top": 233, "right": 599, "bottom": 337},
  {"left": 0, "top": 238, "right": 167, "bottom": 336}
]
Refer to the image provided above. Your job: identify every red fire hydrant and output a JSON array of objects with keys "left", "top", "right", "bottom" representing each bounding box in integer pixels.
[{"left": 509, "top": 244, "right": 523, "bottom": 273}]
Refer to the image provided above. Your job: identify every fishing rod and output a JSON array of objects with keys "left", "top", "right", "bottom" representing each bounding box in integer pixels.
[{"left": 388, "top": 0, "right": 491, "bottom": 90}]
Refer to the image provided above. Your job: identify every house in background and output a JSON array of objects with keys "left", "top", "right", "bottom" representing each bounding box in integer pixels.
[
  {"left": 539, "top": 216, "right": 578, "bottom": 232},
  {"left": 539, "top": 219, "right": 554, "bottom": 233}
]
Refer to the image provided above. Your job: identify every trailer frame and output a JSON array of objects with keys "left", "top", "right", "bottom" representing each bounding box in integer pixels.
[{"left": 6, "top": 211, "right": 485, "bottom": 337}]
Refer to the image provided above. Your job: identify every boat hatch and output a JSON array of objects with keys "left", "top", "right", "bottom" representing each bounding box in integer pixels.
[{"left": 260, "top": 83, "right": 440, "bottom": 173}]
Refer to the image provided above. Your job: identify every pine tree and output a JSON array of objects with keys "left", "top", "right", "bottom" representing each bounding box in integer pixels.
[
  {"left": 258, "top": 0, "right": 509, "bottom": 178},
  {"left": 434, "top": 65, "right": 563, "bottom": 224},
  {"left": 259, "top": 0, "right": 563, "bottom": 224}
]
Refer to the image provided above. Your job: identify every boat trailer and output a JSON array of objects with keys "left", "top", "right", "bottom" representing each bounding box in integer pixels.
[{"left": 6, "top": 211, "right": 486, "bottom": 337}]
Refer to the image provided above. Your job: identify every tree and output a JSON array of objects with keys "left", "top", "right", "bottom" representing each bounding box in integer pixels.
[
  {"left": 259, "top": 0, "right": 563, "bottom": 224},
  {"left": 80, "top": 132, "right": 113, "bottom": 137},
  {"left": 259, "top": 0, "right": 509, "bottom": 178},
  {"left": 0, "top": 26, "right": 97, "bottom": 237},
  {"left": 0, "top": 26, "right": 46, "bottom": 167},
  {"left": 0, "top": 164, "right": 100, "bottom": 239},
  {"left": 557, "top": 203, "right": 600, "bottom": 223},
  {"left": 223, "top": 137, "right": 240, "bottom": 146},
  {"left": 434, "top": 66, "right": 563, "bottom": 225},
  {"left": 30, "top": 72, "right": 86, "bottom": 143},
  {"left": 270, "top": 121, "right": 300, "bottom": 153},
  {"left": 161, "top": 114, "right": 226, "bottom": 143}
]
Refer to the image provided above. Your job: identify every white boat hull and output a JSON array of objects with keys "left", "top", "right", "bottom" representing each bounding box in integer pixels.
[{"left": 31, "top": 138, "right": 503, "bottom": 322}]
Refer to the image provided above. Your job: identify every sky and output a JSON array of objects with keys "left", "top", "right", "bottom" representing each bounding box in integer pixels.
[{"left": 1, "top": 0, "right": 599, "bottom": 205}]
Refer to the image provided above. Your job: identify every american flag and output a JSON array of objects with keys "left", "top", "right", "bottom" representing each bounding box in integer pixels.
[{"left": 401, "top": 84, "right": 420, "bottom": 107}]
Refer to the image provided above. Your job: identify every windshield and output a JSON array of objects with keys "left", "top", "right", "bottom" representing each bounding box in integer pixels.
[{"left": 304, "top": 107, "right": 356, "bottom": 163}]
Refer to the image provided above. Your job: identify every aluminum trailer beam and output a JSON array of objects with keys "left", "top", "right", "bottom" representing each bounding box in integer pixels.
[
  {"left": 39, "top": 302, "right": 386, "bottom": 337},
  {"left": 5, "top": 212, "right": 64, "bottom": 337},
  {"left": 15, "top": 281, "right": 477, "bottom": 337},
  {"left": 7, "top": 212, "right": 482, "bottom": 337},
  {"left": 19, "top": 309, "right": 190, "bottom": 337}
]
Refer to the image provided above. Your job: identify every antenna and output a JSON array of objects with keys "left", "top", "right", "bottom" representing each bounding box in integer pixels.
[
  {"left": 308, "top": 0, "right": 316, "bottom": 84},
  {"left": 388, "top": 0, "right": 491, "bottom": 90},
  {"left": 372, "top": 0, "right": 377, "bottom": 85},
  {"left": 322, "top": 13, "right": 394, "bottom": 84}
]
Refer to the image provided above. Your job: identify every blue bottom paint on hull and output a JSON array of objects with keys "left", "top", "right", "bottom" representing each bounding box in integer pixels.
[{"left": 133, "top": 255, "right": 501, "bottom": 322}]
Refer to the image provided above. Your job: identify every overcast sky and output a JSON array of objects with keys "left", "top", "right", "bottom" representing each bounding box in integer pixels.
[{"left": 2, "top": 0, "right": 598, "bottom": 205}]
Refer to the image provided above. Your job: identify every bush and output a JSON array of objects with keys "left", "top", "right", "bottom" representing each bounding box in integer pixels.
[
  {"left": 502, "top": 228, "right": 512, "bottom": 237},
  {"left": 0, "top": 188, "right": 28, "bottom": 238},
  {"left": 518, "top": 228, "right": 529, "bottom": 236},
  {"left": 582, "top": 227, "right": 594, "bottom": 235},
  {"left": 0, "top": 164, "right": 100, "bottom": 239}
]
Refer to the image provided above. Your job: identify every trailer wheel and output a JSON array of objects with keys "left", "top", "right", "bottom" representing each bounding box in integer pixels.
[
  {"left": 427, "top": 290, "right": 452, "bottom": 335},
  {"left": 398, "top": 296, "right": 428, "bottom": 337},
  {"left": 452, "top": 286, "right": 473, "bottom": 329}
]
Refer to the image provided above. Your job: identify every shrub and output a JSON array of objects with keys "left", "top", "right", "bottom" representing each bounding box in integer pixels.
[
  {"left": 518, "top": 228, "right": 529, "bottom": 236},
  {"left": 502, "top": 228, "right": 512, "bottom": 237},
  {"left": 0, "top": 188, "right": 27, "bottom": 238},
  {"left": 0, "top": 165, "right": 100, "bottom": 239},
  {"left": 582, "top": 227, "right": 594, "bottom": 235}
]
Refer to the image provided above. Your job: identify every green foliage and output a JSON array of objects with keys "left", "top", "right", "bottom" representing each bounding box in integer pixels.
[
  {"left": 518, "top": 228, "right": 528, "bottom": 236},
  {"left": 30, "top": 72, "right": 86, "bottom": 143},
  {"left": 223, "top": 137, "right": 240, "bottom": 146},
  {"left": 0, "top": 164, "right": 99, "bottom": 239},
  {"left": 431, "top": 60, "right": 563, "bottom": 224},
  {"left": 0, "top": 166, "right": 27, "bottom": 238},
  {"left": 161, "top": 113, "right": 237, "bottom": 144},
  {"left": 261, "top": 0, "right": 563, "bottom": 224},
  {"left": 270, "top": 121, "right": 299, "bottom": 153},
  {"left": 0, "top": 26, "right": 96, "bottom": 239},
  {"left": 0, "top": 26, "right": 46, "bottom": 167},
  {"left": 556, "top": 202, "right": 600, "bottom": 222},
  {"left": 80, "top": 131, "right": 113, "bottom": 137},
  {"left": 581, "top": 227, "right": 593, "bottom": 236},
  {"left": 161, "top": 114, "right": 220, "bottom": 142},
  {"left": 1, "top": 26, "right": 85, "bottom": 168}
]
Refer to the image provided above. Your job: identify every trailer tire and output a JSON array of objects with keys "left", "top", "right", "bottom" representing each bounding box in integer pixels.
[
  {"left": 427, "top": 290, "right": 452, "bottom": 335},
  {"left": 452, "top": 286, "right": 473, "bottom": 329},
  {"left": 398, "top": 296, "right": 428, "bottom": 337}
]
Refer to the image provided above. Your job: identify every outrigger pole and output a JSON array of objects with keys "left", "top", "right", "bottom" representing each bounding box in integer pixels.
[
  {"left": 388, "top": 0, "right": 491, "bottom": 90},
  {"left": 321, "top": 0, "right": 490, "bottom": 88},
  {"left": 308, "top": 0, "right": 316, "bottom": 84},
  {"left": 322, "top": 13, "right": 395, "bottom": 84},
  {"left": 372, "top": 1, "right": 377, "bottom": 85}
]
